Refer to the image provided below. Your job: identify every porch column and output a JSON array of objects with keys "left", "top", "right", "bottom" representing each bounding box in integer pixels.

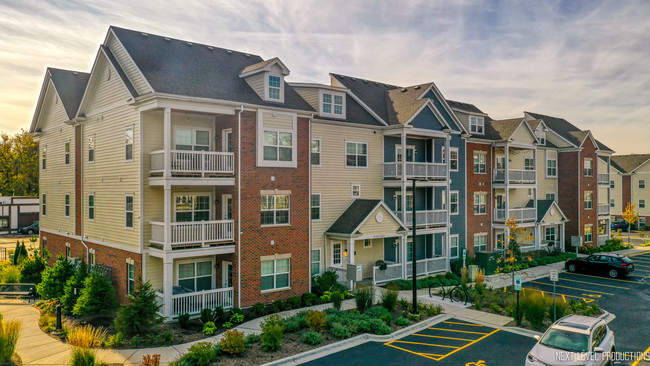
[
  {"left": 400, "top": 235, "right": 407, "bottom": 279},
  {"left": 163, "top": 258, "right": 173, "bottom": 318},
  {"left": 349, "top": 239, "right": 356, "bottom": 289},
  {"left": 504, "top": 144, "right": 510, "bottom": 219},
  {"left": 401, "top": 130, "right": 407, "bottom": 224},
  {"left": 560, "top": 222, "right": 565, "bottom": 252},
  {"left": 164, "top": 185, "right": 171, "bottom": 251},
  {"left": 163, "top": 107, "right": 172, "bottom": 178},
  {"left": 535, "top": 225, "right": 541, "bottom": 250}
]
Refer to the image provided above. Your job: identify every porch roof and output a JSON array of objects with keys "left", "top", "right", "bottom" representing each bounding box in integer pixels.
[
  {"left": 326, "top": 199, "right": 406, "bottom": 236},
  {"left": 526, "top": 199, "right": 568, "bottom": 224}
]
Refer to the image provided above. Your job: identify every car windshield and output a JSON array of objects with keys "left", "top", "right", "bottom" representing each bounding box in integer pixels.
[
  {"left": 622, "top": 257, "right": 633, "bottom": 264},
  {"left": 539, "top": 328, "right": 589, "bottom": 353}
]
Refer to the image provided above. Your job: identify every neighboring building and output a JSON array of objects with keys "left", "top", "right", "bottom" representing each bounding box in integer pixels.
[
  {"left": 0, "top": 196, "right": 39, "bottom": 234},
  {"left": 609, "top": 154, "right": 650, "bottom": 229}
]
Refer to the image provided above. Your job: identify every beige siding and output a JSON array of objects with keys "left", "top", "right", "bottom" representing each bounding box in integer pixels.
[
  {"left": 610, "top": 172, "right": 623, "bottom": 215},
  {"left": 245, "top": 73, "right": 265, "bottom": 100},
  {"left": 262, "top": 111, "right": 293, "bottom": 130},
  {"left": 293, "top": 87, "right": 319, "bottom": 111},
  {"left": 142, "top": 110, "right": 164, "bottom": 246},
  {"left": 354, "top": 238, "right": 387, "bottom": 278},
  {"left": 83, "top": 56, "right": 133, "bottom": 112},
  {"left": 546, "top": 131, "right": 572, "bottom": 148},
  {"left": 631, "top": 161, "right": 650, "bottom": 216},
  {"left": 147, "top": 256, "right": 163, "bottom": 291},
  {"left": 511, "top": 124, "right": 536, "bottom": 144},
  {"left": 39, "top": 80, "right": 76, "bottom": 234},
  {"left": 106, "top": 34, "right": 152, "bottom": 95},
  {"left": 357, "top": 206, "right": 400, "bottom": 236},
  {"left": 537, "top": 149, "right": 558, "bottom": 199},
  {"left": 540, "top": 204, "right": 563, "bottom": 224}
]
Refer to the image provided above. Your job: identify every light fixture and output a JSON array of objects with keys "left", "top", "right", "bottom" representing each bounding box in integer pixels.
[
  {"left": 214, "top": 199, "right": 219, "bottom": 205},
  {"left": 344, "top": 249, "right": 348, "bottom": 256}
]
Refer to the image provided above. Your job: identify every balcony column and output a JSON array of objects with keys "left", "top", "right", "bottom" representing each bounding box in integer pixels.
[
  {"left": 401, "top": 130, "right": 407, "bottom": 222},
  {"left": 560, "top": 222, "right": 565, "bottom": 252},
  {"left": 163, "top": 185, "right": 171, "bottom": 250},
  {"left": 163, "top": 107, "right": 172, "bottom": 178},
  {"left": 163, "top": 258, "right": 173, "bottom": 318},
  {"left": 348, "top": 239, "right": 356, "bottom": 289},
  {"left": 400, "top": 235, "right": 407, "bottom": 279},
  {"left": 504, "top": 143, "right": 510, "bottom": 219}
]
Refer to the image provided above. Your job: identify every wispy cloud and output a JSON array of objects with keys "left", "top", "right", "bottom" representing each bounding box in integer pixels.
[{"left": 1, "top": 0, "right": 649, "bottom": 153}]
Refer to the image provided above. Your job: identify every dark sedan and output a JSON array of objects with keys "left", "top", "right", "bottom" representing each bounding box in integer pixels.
[
  {"left": 566, "top": 253, "right": 634, "bottom": 278},
  {"left": 18, "top": 221, "right": 39, "bottom": 235},
  {"left": 611, "top": 220, "right": 629, "bottom": 231}
]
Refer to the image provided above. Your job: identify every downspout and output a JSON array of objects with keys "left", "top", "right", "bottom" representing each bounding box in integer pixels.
[
  {"left": 237, "top": 105, "right": 243, "bottom": 308},
  {"left": 78, "top": 123, "right": 89, "bottom": 264},
  {"left": 308, "top": 113, "right": 313, "bottom": 292}
]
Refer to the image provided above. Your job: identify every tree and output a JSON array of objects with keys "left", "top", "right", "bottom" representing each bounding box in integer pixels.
[
  {"left": 61, "top": 262, "right": 89, "bottom": 314},
  {"left": 622, "top": 202, "right": 639, "bottom": 245},
  {"left": 72, "top": 271, "right": 118, "bottom": 317},
  {"left": 114, "top": 279, "right": 163, "bottom": 337},
  {"left": 0, "top": 130, "right": 38, "bottom": 197},
  {"left": 36, "top": 255, "right": 75, "bottom": 300}
]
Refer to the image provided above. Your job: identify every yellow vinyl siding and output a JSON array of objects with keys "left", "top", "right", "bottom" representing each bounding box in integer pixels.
[
  {"left": 354, "top": 238, "right": 386, "bottom": 278},
  {"left": 83, "top": 56, "right": 133, "bottom": 112},
  {"left": 631, "top": 161, "right": 650, "bottom": 216},
  {"left": 610, "top": 172, "right": 623, "bottom": 216},
  {"left": 540, "top": 204, "right": 563, "bottom": 224},
  {"left": 244, "top": 73, "right": 265, "bottom": 100},
  {"left": 537, "top": 149, "right": 558, "bottom": 199},
  {"left": 146, "top": 256, "right": 163, "bottom": 291},
  {"left": 356, "top": 207, "right": 400, "bottom": 236},
  {"left": 293, "top": 87, "right": 320, "bottom": 111},
  {"left": 262, "top": 111, "right": 293, "bottom": 130},
  {"left": 511, "top": 124, "right": 536, "bottom": 144},
  {"left": 106, "top": 34, "right": 152, "bottom": 95}
]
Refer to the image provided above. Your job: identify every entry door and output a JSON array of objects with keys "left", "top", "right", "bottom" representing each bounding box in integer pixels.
[
  {"left": 222, "top": 260, "right": 233, "bottom": 287},
  {"left": 222, "top": 129, "right": 233, "bottom": 153},
  {"left": 222, "top": 194, "right": 233, "bottom": 220},
  {"left": 495, "top": 195, "right": 505, "bottom": 210},
  {"left": 331, "top": 241, "right": 343, "bottom": 267},
  {"left": 496, "top": 156, "right": 505, "bottom": 170}
]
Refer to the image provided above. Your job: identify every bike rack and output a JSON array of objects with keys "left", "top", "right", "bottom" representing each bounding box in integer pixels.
[
  {"left": 449, "top": 285, "right": 471, "bottom": 306},
  {"left": 428, "top": 280, "right": 446, "bottom": 300}
]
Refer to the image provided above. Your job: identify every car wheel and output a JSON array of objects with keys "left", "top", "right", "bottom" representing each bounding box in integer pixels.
[
  {"left": 568, "top": 264, "right": 577, "bottom": 272},
  {"left": 608, "top": 269, "right": 619, "bottom": 278},
  {"left": 27, "top": 229, "right": 34, "bottom": 234}
]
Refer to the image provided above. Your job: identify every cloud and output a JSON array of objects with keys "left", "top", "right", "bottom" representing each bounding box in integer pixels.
[{"left": 1, "top": 0, "right": 649, "bottom": 153}]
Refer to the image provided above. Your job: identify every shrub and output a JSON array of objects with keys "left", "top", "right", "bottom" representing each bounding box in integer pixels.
[
  {"left": 36, "top": 255, "right": 75, "bottom": 300},
  {"left": 178, "top": 313, "right": 191, "bottom": 329},
  {"left": 114, "top": 279, "right": 163, "bottom": 337},
  {"left": 213, "top": 306, "right": 226, "bottom": 323},
  {"left": 381, "top": 287, "right": 399, "bottom": 313},
  {"left": 202, "top": 321, "right": 217, "bottom": 336},
  {"left": 0, "top": 314, "right": 20, "bottom": 364},
  {"left": 395, "top": 317, "right": 410, "bottom": 327},
  {"left": 105, "top": 332, "right": 123, "bottom": 348},
  {"left": 260, "top": 314, "right": 285, "bottom": 351},
  {"left": 139, "top": 354, "right": 161, "bottom": 366},
  {"left": 353, "top": 286, "right": 374, "bottom": 313},
  {"left": 20, "top": 254, "right": 47, "bottom": 284},
  {"left": 251, "top": 302, "right": 267, "bottom": 318},
  {"left": 302, "top": 331, "right": 322, "bottom": 345},
  {"left": 61, "top": 262, "right": 89, "bottom": 314},
  {"left": 549, "top": 300, "right": 570, "bottom": 321},
  {"left": 312, "top": 269, "right": 344, "bottom": 296},
  {"left": 380, "top": 313, "right": 392, "bottom": 325},
  {"left": 397, "top": 298, "right": 410, "bottom": 310},
  {"left": 244, "top": 333, "right": 260, "bottom": 345},
  {"left": 287, "top": 296, "right": 302, "bottom": 310},
  {"left": 369, "top": 318, "right": 392, "bottom": 335},
  {"left": 72, "top": 271, "right": 118, "bottom": 317},
  {"left": 178, "top": 342, "right": 217, "bottom": 365},
  {"left": 284, "top": 313, "right": 307, "bottom": 333},
  {"left": 365, "top": 306, "right": 389, "bottom": 319},
  {"left": 301, "top": 293, "right": 318, "bottom": 307},
  {"left": 12, "top": 241, "right": 28, "bottom": 265},
  {"left": 69, "top": 347, "right": 95, "bottom": 366},
  {"left": 521, "top": 293, "right": 549, "bottom": 330},
  {"left": 219, "top": 329, "right": 246, "bottom": 355},
  {"left": 271, "top": 299, "right": 285, "bottom": 313},
  {"left": 330, "top": 322, "right": 351, "bottom": 339},
  {"left": 330, "top": 291, "right": 344, "bottom": 310},
  {"left": 418, "top": 303, "right": 443, "bottom": 316},
  {"left": 230, "top": 312, "right": 244, "bottom": 324},
  {"left": 319, "top": 291, "right": 332, "bottom": 303},
  {"left": 39, "top": 313, "right": 57, "bottom": 333},
  {"left": 0, "top": 264, "right": 21, "bottom": 284},
  {"left": 200, "top": 308, "right": 213, "bottom": 324},
  {"left": 156, "top": 331, "right": 174, "bottom": 346},
  {"left": 305, "top": 310, "right": 327, "bottom": 333},
  {"left": 67, "top": 325, "right": 107, "bottom": 348}
]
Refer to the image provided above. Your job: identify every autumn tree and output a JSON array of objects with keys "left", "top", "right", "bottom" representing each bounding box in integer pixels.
[
  {"left": 0, "top": 129, "right": 38, "bottom": 196},
  {"left": 622, "top": 202, "right": 639, "bottom": 244}
]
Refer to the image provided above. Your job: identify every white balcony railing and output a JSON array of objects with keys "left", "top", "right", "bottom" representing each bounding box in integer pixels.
[
  {"left": 598, "top": 174, "right": 609, "bottom": 185},
  {"left": 150, "top": 150, "right": 234, "bottom": 177},
  {"left": 151, "top": 220, "right": 234, "bottom": 249},
  {"left": 383, "top": 162, "right": 447, "bottom": 180},
  {"left": 405, "top": 257, "right": 446, "bottom": 278},
  {"left": 598, "top": 234, "right": 609, "bottom": 245},
  {"left": 157, "top": 288, "right": 234, "bottom": 318},
  {"left": 395, "top": 210, "right": 447, "bottom": 227},
  {"left": 372, "top": 262, "right": 403, "bottom": 284},
  {"left": 598, "top": 204, "right": 610, "bottom": 215},
  {"left": 493, "top": 169, "right": 535, "bottom": 184},
  {"left": 494, "top": 207, "right": 536, "bottom": 222}
]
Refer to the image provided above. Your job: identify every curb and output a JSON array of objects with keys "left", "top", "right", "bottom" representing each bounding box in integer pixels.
[{"left": 260, "top": 313, "right": 451, "bottom": 366}]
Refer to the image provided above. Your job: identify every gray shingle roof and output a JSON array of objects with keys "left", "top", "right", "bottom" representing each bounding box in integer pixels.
[
  {"left": 330, "top": 74, "right": 399, "bottom": 123},
  {"left": 317, "top": 94, "right": 384, "bottom": 126},
  {"left": 240, "top": 58, "right": 276, "bottom": 75},
  {"left": 446, "top": 100, "right": 486, "bottom": 115},
  {"left": 386, "top": 83, "right": 432, "bottom": 125},
  {"left": 326, "top": 199, "right": 382, "bottom": 235},
  {"left": 110, "top": 26, "right": 314, "bottom": 112},
  {"left": 526, "top": 199, "right": 563, "bottom": 223},
  {"left": 610, "top": 154, "right": 650, "bottom": 173},
  {"left": 48, "top": 68, "right": 90, "bottom": 120}
]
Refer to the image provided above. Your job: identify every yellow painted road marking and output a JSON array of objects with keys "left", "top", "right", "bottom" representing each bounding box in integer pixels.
[
  {"left": 392, "top": 340, "right": 459, "bottom": 348},
  {"left": 559, "top": 276, "right": 630, "bottom": 289},
  {"left": 523, "top": 287, "right": 594, "bottom": 302},
  {"left": 437, "top": 329, "right": 501, "bottom": 361},
  {"left": 413, "top": 333, "right": 475, "bottom": 342},
  {"left": 631, "top": 345, "right": 650, "bottom": 366},
  {"left": 442, "top": 321, "right": 485, "bottom": 327},
  {"left": 562, "top": 294, "right": 567, "bottom": 302},
  {"left": 529, "top": 280, "right": 614, "bottom": 295},
  {"left": 428, "top": 327, "right": 488, "bottom": 335},
  {"left": 419, "top": 353, "right": 444, "bottom": 357},
  {"left": 564, "top": 272, "right": 638, "bottom": 283},
  {"left": 384, "top": 342, "right": 441, "bottom": 360}
]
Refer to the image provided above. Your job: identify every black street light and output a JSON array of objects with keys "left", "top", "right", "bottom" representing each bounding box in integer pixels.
[{"left": 411, "top": 177, "right": 421, "bottom": 314}]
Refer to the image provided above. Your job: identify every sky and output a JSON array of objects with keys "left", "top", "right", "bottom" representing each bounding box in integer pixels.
[{"left": 1, "top": 0, "right": 649, "bottom": 154}]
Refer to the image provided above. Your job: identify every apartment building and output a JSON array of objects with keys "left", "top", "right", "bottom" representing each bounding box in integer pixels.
[{"left": 609, "top": 154, "right": 650, "bottom": 229}]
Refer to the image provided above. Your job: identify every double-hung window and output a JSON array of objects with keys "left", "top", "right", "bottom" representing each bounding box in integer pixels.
[
  {"left": 42, "top": 193, "right": 47, "bottom": 216},
  {"left": 584, "top": 225, "right": 593, "bottom": 243},
  {"left": 545, "top": 193, "right": 556, "bottom": 201},
  {"left": 321, "top": 92, "right": 344, "bottom": 117},
  {"left": 584, "top": 159, "right": 593, "bottom": 177},
  {"left": 268, "top": 75, "right": 281, "bottom": 100},
  {"left": 640, "top": 199, "right": 646, "bottom": 209},
  {"left": 396, "top": 192, "right": 413, "bottom": 212},
  {"left": 261, "top": 194, "right": 290, "bottom": 226},
  {"left": 469, "top": 116, "right": 484, "bottom": 134},
  {"left": 584, "top": 191, "right": 593, "bottom": 210},
  {"left": 473, "top": 152, "right": 486, "bottom": 174},
  {"left": 640, "top": 180, "right": 646, "bottom": 189},
  {"left": 264, "top": 131, "right": 292, "bottom": 162},
  {"left": 610, "top": 180, "right": 615, "bottom": 189},
  {"left": 407, "top": 239, "right": 413, "bottom": 262},
  {"left": 610, "top": 198, "right": 615, "bottom": 208},
  {"left": 42, "top": 146, "right": 47, "bottom": 170},
  {"left": 125, "top": 127, "right": 134, "bottom": 161},
  {"left": 175, "top": 195, "right": 210, "bottom": 222},
  {"left": 88, "top": 194, "right": 95, "bottom": 221},
  {"left": 346, "top": 141, "right": 367, "bottom": 167},
  {"left": 311, "top": 250, "right": 321, "bottom": 276},
  {"left": 450, "top": 148, "right": 459, "bottom": 171},
  {"left": 545, "top": 227, "right": 556, "bottom": 243},
  {"left": 474, "top": 193, "right": 487, "bottom": 215},
  {"left": 524, "top": 158, "right": 534, "bottom": 171},
  {"left": 178, "top": 260, "right": 212, "bottom": 292},
  {"left": 261, "top": 258, "right": 290, "bottom": 291},
  {"left": 546, "top": 158, "right": 557, "bottom": 177},
  {"left": 474, "top": 234, "right": 487, "bottom": 252},
  {"left": 125, "top": 194, "right": 134, "bottom": 229},
  {"left": 64, "top": 142, "right": 70, "bottom": 165},
  {"left": 64, "top": 193, "right": 70, "bottom": 217},
  {"left": 311, "top": 193, "right": 321, "bottom": 220},
  {"left": 311, "top": 139, "right": 321, "bottom": 166},
  {"left": 175, "top": 129, "right": 210, "bottom": 151},
  {"left": 450, "top": 191, "right": 459, "bottom": 215},
  {"left": 88, "top": 135, "right": 95, "bottom": 163},
  {"left": 126, "top": 262, "right": 135, "bottom": 294},
  {"left": 450, "top": 235, "right": 459, "bottom": 259}
]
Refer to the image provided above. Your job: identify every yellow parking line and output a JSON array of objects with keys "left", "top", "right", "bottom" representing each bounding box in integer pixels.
[
  {"left": 437, "top": 329, "right": 501, "bottom": 361},
  {"left": 413, "top": 333, "right": 475, "bottom": 342},
  {"left": 631, "top": 345, "right": 650, "bottom": 366},
  {"left": 393, "top": 340, "right": 459, "bottom": 348},
  {"left": 563, "top": 272, "right": 639, "bottom": 283},
  {"left": 428, "top": 327, "right": 488, "bottom": 335},
  {"left": 420, "top": 353, "right": 444, "bottom": 357},
  {"left": 559, "top": 277, "right": 630, "bottom": 289},
  {"left": 524, "top": 287, "right": 593, "bottom": 302},
  {"left": 385, "top": 342, "right": 440, "bottom": 360},
  {"left": 529, "top": 280, "right": 614, "bottom": 295},
  {"left": 442, "top": 321, "right": 485, "bottom": 327}
]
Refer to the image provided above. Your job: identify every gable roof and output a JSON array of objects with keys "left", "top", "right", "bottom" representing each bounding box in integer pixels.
[
  {"left": 526, "top": 199, "right": 567, "bottom": 223},
  {"left": 326, "top": 199, "right": 405, "bottom": 235},
  {"left": 109, "top": 26, "right": 313, "bottom": 112},
  {"left": 386, "top": 83, "right": 432, "bottom": 125},
  {"left": 330, "top": 74, "right": 398, "bottom": 123},
  {"left": 525, "top": 111, "right": 613, "bottom": 152},
  {"left": 487, "top": 118, "right": 525, "bottom": 141},
  {"left": 48, "top": 68, "right": 90, "bottom": 120},
  {"left": 610, "top": 154, "right": 650, "bottom": 173},
  {"left": 446, "top": 100, "right": 487, "bottom": 116}
]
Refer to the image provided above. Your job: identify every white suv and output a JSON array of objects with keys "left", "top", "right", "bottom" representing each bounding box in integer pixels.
[{"left": 526, "top": 315, "right": 615, "bottom": 366}]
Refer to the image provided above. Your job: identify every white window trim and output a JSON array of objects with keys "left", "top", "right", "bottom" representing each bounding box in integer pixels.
[
  {"left": 345, "top": 140, "right": 369, "bottom": 169},
  {"left": 395, "top": 191, "right": 413, "bottom": 212},
  {"left": 584, "top": 158, "right": 593, "bottom": 177},
  {"left": 546, "top": 157, "right": 558, "bottom": 178},
  {"left": 311, "top": 248, "right": 322, "bottom": 276},
  {"left": 450, "top": 234, "right": 459, "bottom": 259},
  {"left": 395, "top": 144, "right": 416, "bottom": 163},
  {"left": 318, "top": 89, "right": 346, "bottom": 119},
  {"left": 64, "top": 192, "right": 71, "bottom": 218},
  {"left": 264, "top": 73, "right": 285, "bottom": 103},
  {"left": 64, "top": 140, "right": 71, "bottom": 166},
  {"left": 351, "top": 183, "right": 362, "bottom": 198},
  {"left": 474, "top": 233, "right": 488, "bottom": 252},
  {"left": 546, "top": 192, "right": 556, "bottom": 201},
  {"left": 311, "top": 138, "right": 322, "bottom": 167},
  {"left": 450, "top": 191, "right": 459, "bottom": 215},
  {"left": 125, "top": 126, "right": 134, "bottom": 162},
  {"left": 473, "top": 152, "right": 487, "bottom": 174},
  {"left": 450, "top": 147, "right": 459, "bottom": 172},
  {"left": 331, "top": 241, "right": 343, "bottom": 268},
  {"left": 222, "top": 128, "right": 232, "bottom": 153},
  {"left": 545, "top": 227, "right": 556, "bottom": 242},
  {"left": 261, "top": 257, "right": 291, "bottom": 293},
  {"left": 88, "top": 134, "right": 95, "bottom": 163},
  {"left": 176, "top": 258, "right": 215, "bottom": 291},
  {"left": 584, "top": 224, "right": 593, "bottom": 243},
  {"left": 363, "top": 239, "right": 372, "bottom": 248},
  {"left": 173, "top": 192, "right": 214, "bottom": 222},
  {"left": 474, "top": 192, "right": 487, "bottom": 215},
  {"left": 256, "top": 110, "right": 297, "bottom": 168},
  {"left": 260, "top": 193, "right": 291, "bottom": 227},
  {"left": 42, "top": 193, "right": 47, "bottom": 217},
  {"left": 640, "top": 199, "right": 646, "bottom": 209},
  {"left": 584, "top": 191, "right": 593, "bottom": 210},
  {"left": 311, "top": 193, "right": 321, "bottom": 221},
  {"left": 469, "top": 115, "right": 485, "bottom": 135},
  {"left": 173, "top": 126, "right": 212, "bottom": 151},
  {"left": 88, "top": 193, "right": 95, "bottom": 222},
  {"left": 125, "top": 193, "right": 134, "bottom": 230},
  {"left": 640, "top": 179, "right": 646, "bottom": 189},
  {"left": 221, "top": 194, "right": 232, "bottom": 220},
  {"left": 42, "top": 145, "right": 47, "bottom": 171}
]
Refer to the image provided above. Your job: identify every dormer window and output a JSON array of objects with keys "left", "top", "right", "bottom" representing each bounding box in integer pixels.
[
  {"left": 536, "top": 129, "right": 546, "bottom": 145},
  {"left": 320, "top": 90, "right": 346, "bottom": 119},
  {"left": 268, "top": 75, "right": 281, "bottom": 100},
  {"left": 240, "top": 58, "right": 289, "bottom": 103},
  {"left": 469, "top": 116, "right": 484, "bottom": 134}
]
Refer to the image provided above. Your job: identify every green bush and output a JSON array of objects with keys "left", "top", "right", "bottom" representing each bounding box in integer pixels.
[
  {"left": 20, "top": 254, "right": 47, "bottom": 284},
  {"left": 353, "top": 286, "right": 374, "bottom": 313},
  {"left": 330, "top": 291, "right": 344, "bottom": 310},
  {"left": 157, "top": 330, "right": 174, "bottom": 345},
  {"left": 202, "top": 321, "right": 217, "bottom": 336},
  {"left": 12, "top": 241, "right": 28, "bottom": 265},
  {"left": 245, "top": 333, "right": 261, "bottom": 345},
  {"left": 285, "top": 313, "right": 308, "bottom": 333},
  {"left": 213, "top": 306, "right": 226, "bottom": 323},
  {"left": 380, "top": 313, "right": 392, "bottom": 325},
  {"left": 200, "top": 308, "right": 212, "bottom": 324},
  {"left": 330, "top": 322, "right": 351, "bottom": 339},
  {"left": 72, "top": 271, "right": 118, "bottom": 317},
  {"left": 549, "top": 300, "right": 570, "bottom": 321},
  {"left": 69, "top": 347, "right": 95, "bottom": 366},
  {"left": 60, "top": 262, "right": 89, "bottom": 314},
  {"left": 271, "top": 299, "right": 285, "bottom": 313},
  {"left": 365, "top": 306, "right": 389, "bottom": 319},
  {"left": 178, "top": 313, "right": 191, "bottom": 329},
  {"left": 260, "top": 314, "right": 285, "bottom": 351},
  {"left": 305, "top": 310, "right": 327, "bottom": 333},
  {"left": 0, "top": 263, "right": 21, "bottom": 284},
  {"left": 381, "top": 287, "right": 399, "bottom": 313},
  {"left": 230, "top": 312, "right": 244, "bottom": 324},
  {"left": 312, "top": 270, "right": 345, "bottom": 296},
  {"left": 369, "top": 318, "right": 392, "bottom": 335},
  {"left": 36, "top": 255, "right": 75, "bottom": 300},
  {"left": 521, "top": 293, "right": 549, "bottom": 330},
  {"left": 251, "top": 302, "right": 266, "bottom": 318},
  {"left": 218, "top": 329, "right": 245, "bottom": 355},
  {"left": 0, "top": 314, "right": 20, "bottom": 364},
  {"left": 395, "top": 317, "right": 410, "bottom": 327},
  {"left": 175, "top": 342, "right": 217, "bottom": 365},
  {"left": 301, "top": 293, "right": 318, "bottom": 307},
  {"left": 302, "top": 331, "right": 322, "bottom": 345},
  {"left": 114, "top": 279, "right": 163, "bottom": 337},
  {"left": 287, "top": 296, "right": 302, "bottom": 310}
]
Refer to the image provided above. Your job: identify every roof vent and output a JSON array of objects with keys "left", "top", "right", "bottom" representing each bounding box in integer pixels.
[
  {"left": 186, "top": 42, "right": 193, "bottom": 46},
  {"left": 141, "top": 33, "right": 148, "bottom": 37},
  {"left": 351, "top": 78, "right": 356, "bottom": 81},
  {"left": 226, "top": 50, "right": 233, "bottom": 54},
  {"left": 164, "top": 37, "right": 171, "bottom": 41},
  {"left": 401, "top": 88, "right": 407, "bottom": 92},
  {"left": 339, "top": 75, "right": 345, "bottom": 79},
  {"left": 414, "top": 85, "right": 421, "bottom": 90},
  {"left": 363, "top": 80, "right": 368, "bottom": 83},
  {"left": 374, "top": 82, "right": 379, "bottom": 85},
  {"left": 244, "top": 53, "right": 250, "bottom": 57},
  {"left": 207, "top": 46, "right": 213, "bottom": 50},
  {"left": 73, "top": 71, "right": 79, "bottom": 75}
]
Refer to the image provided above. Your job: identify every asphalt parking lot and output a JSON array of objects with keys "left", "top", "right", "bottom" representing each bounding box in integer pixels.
[{"left": 304, "top": 318, "right": 536, "bottom": 366}]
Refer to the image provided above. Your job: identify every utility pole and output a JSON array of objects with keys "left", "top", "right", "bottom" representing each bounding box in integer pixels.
[{"left": 411, "top": 178, "right": 418, "bottom": 314}]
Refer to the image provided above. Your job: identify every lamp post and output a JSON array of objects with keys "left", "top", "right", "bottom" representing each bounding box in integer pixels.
[{"left": 411, "top": 177, "right": 418, "bottom": 314}]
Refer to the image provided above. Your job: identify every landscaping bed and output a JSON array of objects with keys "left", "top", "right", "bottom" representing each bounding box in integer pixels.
[{"left": 578, "top": 238, "right": 633, "bottom": 255}]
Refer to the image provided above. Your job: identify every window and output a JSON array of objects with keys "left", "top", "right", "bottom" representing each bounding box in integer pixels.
[
  {"left": 321, "top": 92, "right": 344, "bottom": 117},
  {"left": 545, "top": 227, "right": 556, "bottom": 243},
  {"left": 640, "top": 199, "right": 646, "bottom": 209},
  {"left": 450, "top": 235, "right": 459, "bottom": 259},
  {"left": 175, "top": 195, "right": 210, "bottom": 222},
  {"left": 610, "top": 198, "right": 615, "bottom": 208},
  {"left": 640, "top": 217, "right": 646, "bottom": 228},
  {"left": 175, "top": 129, "right": 210, "bottom": 151},
  {"left": 64, "top": 193, "right": 70, "bottom": 217},
  {"left": 396, "top": 192, "right": 413, "bottom": 212},
  {"left": 546, "top": 158, "right": 557, "bottom": 177},
  {"left": 528, "top": 188, "right": 534, "bottom": 198},
  {"left": 222, "top": 129, "right": 233, "bottom": 152},
  {"left": 469, "top": 115, "right": 484, "bottom": 134},
  {"left": 88, "top": 135, "right": 95, "bottom": 162},
  {"left": 89, "top": 250, "right": 96, "bottom": 267},
  {"left": 261, "top": 258, "right": 290, "bottom": 291},
  {"left": 537, "top": 131, "right": 546, "bottom": 145},
  {"left": 524, "top": 158, "right": 534, "bottom": 171},
  {"left": 126, "top": 262, "right": 135, "bottom": 294},
  {"left": 311, "top": 139, "right": 321, "bottom": 166},
  {"left": 64, "top": 141, "right": 70, "bottom": 165},
  {"left": 346, "top": 141, "right": 367, "bottom": 167},
  {"left": 42, "top": 193, "right": 46, "bottom": 216},
  {"left": 332, "top": 242, "right": 342, "bottom": 267},
  {"left": 444, "top": 147, "right": 459, "bottom": 171},
  {"left": 474, "top": 193, "right": 487, "bottom": 215},
  {"left": 351, "top": 184, "right": 361, "bottom": 198},
  {"left": 584, "top": 191, "right": 593, "bottom": 210},
  {"left": 397, "top": 145, "right": 415, "bottom": 163},
  {"left": 610, "top": 180, "right": 615, "bottom": 189},
  {"left": 474, "top": 234, "right": 487, "bottom": 252},
  {"left": 584, "top": 225, "right": 593, "bottom": 243},
  {"left": 496, "top": 233, "right": 505, "bottom": 250},
  {"left": 406, "top": 239, "right": 413, "bottom": 262},
  {"left": 311, "top": 194, "right": 321, "bottom": 220},
  {"left": 65, "top": 243, "right": 71, "bottom": 259},
  {"left": 584, "top": 159, "right": 592, "bottom": 177},
  {"left": 125, "top": 127, "right": 133, "bottom": 161},
  {"left": 640, "top": 180, "right": 646, "bottom": 189},
  {"left": 261, "top": 194, "right": 290, "bottom": 226},
  {"left": 268, "top": 75, "right": 281, "bottom": 100},
  {"left": 473, "top": 152, "right": 486, "bottom": 174},
  {"left": 42, "top": 145, "right": 47, "bottom": 170},
  {"left": 88, "top": 194, "right": 95, "bottom": 221},
  {"left": 361, "top": 239, "right": 371, "bottom": 249},
  {"left": 178, "top": 260, "right": 213, "bottom": 292},
  {"left": 125, "top": 194, "right": 134, "bottom": 228},
  {"left": 546, "top": 193, "right": 555, "bottom": 201},
  {"left": 311, "top": 250, "right": 321, "bottom": 276},
  {"left": 450, "top": 191, "right": 459, "bottom": 215},
  {"left": 263, "top": 131, "right": 292, "bottom": 162}
]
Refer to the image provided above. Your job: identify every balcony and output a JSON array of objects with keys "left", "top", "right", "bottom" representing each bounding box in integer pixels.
[
  {"left": 157, "top": 287, "right": 234, "bottom": 318},
  {"left": 395, "top": 210, "right": 447, "bottom": 228},
  {"left": 150, "top": 150, "right": 234, "bottom": 178},
  {"left": 150, "top": 220, "right": 235, "bottom": 250},
  {"left": 494, "top": 207, "right": 536, "bottom": 223},
  {"left": 598, "top": 234, "right": 609, "bottom": 245},
  {"left": 598, "top": 204, "right": 610, "bottom": 216},
  {"left": 383, "top": 162, "right": 447, "bottom": 181},
  {"left": 598, "top": 174, "right": 609, "bottom": 185},
  {"left": 493, "top": 169, "right": 535, "bottom": 184}
]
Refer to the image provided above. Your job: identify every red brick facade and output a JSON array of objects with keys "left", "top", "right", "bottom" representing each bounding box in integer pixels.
[
  {"left": 466, "top": 142, "right": 492, "bottom": 255},
  {"left": 580, "top": 139, "right": 599, "bottom": 246},
  {"left": 622, "top": 175, "right": 631, "bottom": 209},
  {"left": 40, "top": 231, "right": 142, "bottom": 303}
]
